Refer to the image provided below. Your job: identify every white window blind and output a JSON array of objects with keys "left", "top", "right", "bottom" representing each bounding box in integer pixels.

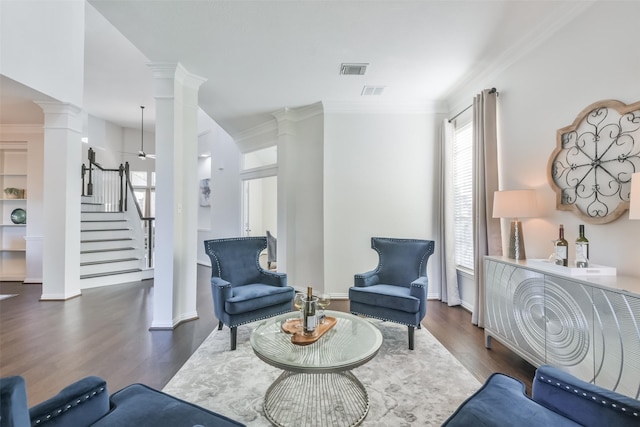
[{"left": 453, "top": 122, "right": 474, "bottom": 271}]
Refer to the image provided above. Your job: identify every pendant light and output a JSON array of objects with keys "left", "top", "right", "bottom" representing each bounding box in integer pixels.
[{"left": 138, "top": 106, "right": 146, "bottom": 160}]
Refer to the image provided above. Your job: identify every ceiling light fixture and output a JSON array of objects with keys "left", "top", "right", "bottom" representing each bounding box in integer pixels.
[
  {"left": 138, "top": 106, "right": 146, "bottom": 160},
  {"left": 361, "top": 86, "right": 385, "bottom": 96},
  {"left": 340, "top": 63, "right": 368, "bottom": 75}
]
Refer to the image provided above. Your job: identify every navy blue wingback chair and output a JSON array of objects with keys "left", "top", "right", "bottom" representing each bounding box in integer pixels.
[
  {"left": 349, "top": 237, "right": 435, "bottom": 350},
  {"left": 0, "top": 375, "right": 244, "bottom": 427},
  {"left": 444, "top": 365, "right": 640, "bottom": 427},
  {"left": 204, "top": 237, "right": 294, "bottom": 350}
]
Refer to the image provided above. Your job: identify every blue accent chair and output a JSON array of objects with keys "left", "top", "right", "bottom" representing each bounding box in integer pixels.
[
  {"left": 0, "top": 375, "right": 244, "bottom": 427},
  {"left": 443, "top": 365, "right": 640, "bottom": 427},
  {"left": 349, "top": 237, "right": 435, "bottom": 350},
  {"left": 204, "top": 237, "right": 294, "bottom": 350}
]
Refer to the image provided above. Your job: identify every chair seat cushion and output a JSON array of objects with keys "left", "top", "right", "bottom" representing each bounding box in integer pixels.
[
  {"left": 226, "top": 284, "right": 293, "bottom": 315},
  {"left": 349, "top": 284, "right": 419, "bottom": 313},
  {"left": 443, "top": 373, "right": 581, "bottom": 427},
  {"left": 92, "top": 384, "right": 244, "bottom": 427}
]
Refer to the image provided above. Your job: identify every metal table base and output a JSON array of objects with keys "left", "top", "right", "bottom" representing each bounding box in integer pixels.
[{"left": 263, "top": 370, "right": 369, "bottom": 427}]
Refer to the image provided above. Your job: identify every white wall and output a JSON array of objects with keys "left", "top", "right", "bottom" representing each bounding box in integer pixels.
[
  {"left": 274, "top": 105, "right": 325, "bottom": 292},
  {"left": 0, "top": 1, "right": 84, "bottom": 107},
  {"left": 86, "top": 115, "right": 146, "bottom": 167},
  {"left": 246, "top": 177, "right": 278, "bottom": 238},
  {"left": 261, "top": 176, "right": 277, "bottom": 236},
  {"left": 448, "top": 1, "right": 640, "bottom": 308},
  {"left": 324, "top": 110, "right": 439, "bottom": 297},
  {"left": 197, "top": 112, "right": 242, "bottom": 265}
]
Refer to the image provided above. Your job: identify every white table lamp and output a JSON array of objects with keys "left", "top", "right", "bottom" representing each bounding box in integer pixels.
[
  {"left": 493, "top": 189, "right": 537, "bottom": 260},
  {"left": 630, "top": 173, "right": 640, "bottom": 219}
]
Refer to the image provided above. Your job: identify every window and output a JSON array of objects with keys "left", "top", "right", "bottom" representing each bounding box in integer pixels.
[
  {"left": 453, "top": 122, "right": 474, "bottom": 271},
  {"left": 130, "top": 171, "right": 155, "bottom": 217},
  {"left": 243, "top": 146, "right": 277, "bottom": 170}
]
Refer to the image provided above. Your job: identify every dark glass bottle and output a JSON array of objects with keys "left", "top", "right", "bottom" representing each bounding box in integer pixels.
[
  {"left": 575, "top": 224, "right": 589, "bottom": 268},
  {"left": 303, "top": 286, "right": 316, "bottom": 334},
  {"left": 556, "top": 224, "right": 568, "bottom": 267}
]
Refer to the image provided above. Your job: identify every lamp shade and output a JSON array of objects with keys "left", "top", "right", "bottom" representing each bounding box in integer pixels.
[
  {"left": 630, "top": 173, "right": 640, "bottom": 220},
  {"left": 493, "top": 189, "right": 537, "bottom": 219}
]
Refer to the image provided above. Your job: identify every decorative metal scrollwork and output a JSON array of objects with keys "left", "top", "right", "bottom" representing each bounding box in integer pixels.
[{"left": 548, "top": 100, "right": 640, "bottom": 223}]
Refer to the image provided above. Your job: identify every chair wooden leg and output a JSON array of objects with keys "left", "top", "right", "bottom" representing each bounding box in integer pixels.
[
  {"left": 217, "top": 321, "right": 223, "bottom": 330},
  {"left": 230, "top": 327, "right": 238, "bottom": 351},
  {"left": 408, "top": 326, "right": 415, "bottom": 350}
]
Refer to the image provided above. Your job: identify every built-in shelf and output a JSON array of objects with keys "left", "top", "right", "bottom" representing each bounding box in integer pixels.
[{"left": 0, "top": 144, "right": 27, "bottom": 281}]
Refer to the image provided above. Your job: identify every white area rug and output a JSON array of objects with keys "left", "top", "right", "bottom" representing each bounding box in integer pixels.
[
  {"left": 164, "top": 319, "right": 481, "bottom": 426},
  {"left": 0, "top": 294, "right": 17, "bottom": 301}
]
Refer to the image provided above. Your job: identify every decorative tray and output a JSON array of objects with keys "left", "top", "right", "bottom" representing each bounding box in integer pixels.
[
  {"left": 528, "top": 259, "right": 616, "bottom": 276},
  {"left": 281, "top": 316, "right": 337, "bottom": 346}
]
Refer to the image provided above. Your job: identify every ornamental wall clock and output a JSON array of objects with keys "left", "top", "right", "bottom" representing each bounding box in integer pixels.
[{"left": 548, "top": 99, "right": 640, "bottom": 224}]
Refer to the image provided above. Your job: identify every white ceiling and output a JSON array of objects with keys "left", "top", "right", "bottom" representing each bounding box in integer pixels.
[{"left": 2, "top": 0, "right": 593, "bottom": 137}]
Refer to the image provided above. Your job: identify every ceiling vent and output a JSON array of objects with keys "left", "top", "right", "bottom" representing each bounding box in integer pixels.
[
  {"left": 340, "top": 63, "right": 368, "bottom": 75},
  {"left": 361, "top": 86, "right": 385, "bottom": 96}
]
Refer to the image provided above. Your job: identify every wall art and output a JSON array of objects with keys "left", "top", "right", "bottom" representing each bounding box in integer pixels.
[{"left": 548, "top": 99, "right": 640, "bottom": 224}]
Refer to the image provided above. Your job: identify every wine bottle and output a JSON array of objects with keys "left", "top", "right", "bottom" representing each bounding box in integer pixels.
[
  {"left": 303, "top": 286, "right": 316, "bottom": 334},
  {"left": 556, "top": 224, "right": 568, "bottom": 267},
  {"left": 575, "top": 224, "right": 589, "bottom": 268}
]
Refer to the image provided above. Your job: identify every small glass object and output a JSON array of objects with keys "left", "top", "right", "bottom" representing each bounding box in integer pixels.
[
  {"left": 318, "top": 293, "right": 331, "bottom": 324},
  {"left": 575, "top": 242, "right": 589, "bottom": 268},
  {"left": 293, "top": 293, "right": 305, "bottom": 329},
  {"left": 548, "top": 239, "right": 563, "bottom": 265}
]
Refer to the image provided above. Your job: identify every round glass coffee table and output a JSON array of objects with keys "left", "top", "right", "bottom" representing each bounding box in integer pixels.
[{"left": 250, "top": 310, "right": 383, "bottom": 427}]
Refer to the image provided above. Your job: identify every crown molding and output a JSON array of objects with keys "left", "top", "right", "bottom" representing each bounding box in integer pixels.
[
  {"left": 232, "top": 119, "right": 278, "bottom": 143},
  {"left": 322, "top": 100, "right": 445, "bottom": 115},
  {"left": 445, "top": 1, "right": 595, "bottom": 104},
  {"left": 232, "top": 119, "right": 279, "bottom": 153},
  {"left": 272, "top": 102, "right": 324, "bottom": 123}
]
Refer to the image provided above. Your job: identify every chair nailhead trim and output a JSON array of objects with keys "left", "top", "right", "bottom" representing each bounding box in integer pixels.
[
  {"left": 537, "top": 374, "right": 638, "bottom": 417},
  {"left": 228, "top": 308, "right": 292, "bottom": 328},
  {"left": 349, "top": 311, "right": 418, "bottom": 328},
  {"left": 31, "top": 386, "right": 106, "bottom": 426}
]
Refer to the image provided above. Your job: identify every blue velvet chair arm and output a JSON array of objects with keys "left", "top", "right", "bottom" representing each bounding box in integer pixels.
[
  {"left": 354, "top": 270, "right": 379, "bottom": 287},
  {"left": 0, "top": 376, "right": 30, "bottom": 427},
  {"left": 211, "top": 276, "right": 232, "bottom": 320},
  {"left": 28, "top": 376, "right": 110, "bottom": 427},
  {"left": 410, "top": 276, "right": 428, "bottom": 320},
  {"left": 211, "top": 276, "right": 231, "bottom": 291},
  {"left": 532, "top": 365, "right": 640, "bottom": 427},
  {"left": 258, "top": 270, "right": 287, "bottom": 287},
  {"left": 443, "top": 373, "right": 580, "bottom": 426}
]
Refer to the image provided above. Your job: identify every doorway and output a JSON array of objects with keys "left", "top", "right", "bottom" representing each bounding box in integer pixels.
[
  {"left": 242, "top": 175, "right": 277, "bottom": 270},
  {"left": 242, "top": 175, "right": 277, "bottom": 238}
]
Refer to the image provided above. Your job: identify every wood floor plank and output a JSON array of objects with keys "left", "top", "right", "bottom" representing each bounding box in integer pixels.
[{"left": 0, "top": 267, "right": 534, "bottom": 408}]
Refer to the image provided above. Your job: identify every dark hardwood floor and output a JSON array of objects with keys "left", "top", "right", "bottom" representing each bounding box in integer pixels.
[{"left": 0, "top": 266, "right": 535, "bottom": 407}]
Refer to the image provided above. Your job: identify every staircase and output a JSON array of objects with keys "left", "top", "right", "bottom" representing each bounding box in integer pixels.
[
  {"left": 79, "top": 152, "right": 154, "bottom": 289},
  {"left": 80, "top": 202, "right": 147, "bottom": 288}
]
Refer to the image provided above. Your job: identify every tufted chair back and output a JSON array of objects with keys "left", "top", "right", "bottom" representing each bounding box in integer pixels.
[
  {"left": 204, "top": 237, "right": 266, "bottom": 287},
  {"left": 372, "top": 237, "right": 435, "bottom": 286}
]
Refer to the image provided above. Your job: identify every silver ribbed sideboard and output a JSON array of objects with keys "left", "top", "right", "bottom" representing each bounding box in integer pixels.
[{"left": 484, "top": 256, "right": 640, "bottom": 399}]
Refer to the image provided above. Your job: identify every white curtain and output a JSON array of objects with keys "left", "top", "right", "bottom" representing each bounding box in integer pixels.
[
  {"left": 436, "top": 119, "right": 461, "bottom": 306},
  {"left": 471, "top": 89, "right": 502, "bottom": 327}
]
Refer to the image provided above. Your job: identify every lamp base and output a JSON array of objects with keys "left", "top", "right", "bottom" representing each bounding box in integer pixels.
[{"left": 508, "top": 220, "right": 526, "bottom": 260}]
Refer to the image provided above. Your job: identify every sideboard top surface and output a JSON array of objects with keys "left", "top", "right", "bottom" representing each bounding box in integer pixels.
[{"left": 485, "top": 256, "right": 640, "bottom": 296}]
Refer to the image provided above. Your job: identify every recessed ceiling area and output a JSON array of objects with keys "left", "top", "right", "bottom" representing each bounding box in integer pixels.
[{"left": 1, "top": 1, "right": 593, "bottom": 138}]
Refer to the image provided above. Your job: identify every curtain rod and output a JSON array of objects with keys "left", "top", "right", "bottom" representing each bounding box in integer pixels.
[{"left": 448, "top": 87, "right": 498, "bottom": 123}]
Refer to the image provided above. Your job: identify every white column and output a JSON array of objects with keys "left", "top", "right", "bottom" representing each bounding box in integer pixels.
[
  {"left": 272, "top": 109, "right": 295, "bottom": 281},
  {"left": 148, "top": 62, "right": 206, "bottom": 329},
  {"left": 36, "top": 101, "right": 83, "bottom": 300}
]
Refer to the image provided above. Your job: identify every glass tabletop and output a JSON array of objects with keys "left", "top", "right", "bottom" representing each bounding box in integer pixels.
[{"left": 250, "top": 310, "right": 383, "bottom": 374}]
